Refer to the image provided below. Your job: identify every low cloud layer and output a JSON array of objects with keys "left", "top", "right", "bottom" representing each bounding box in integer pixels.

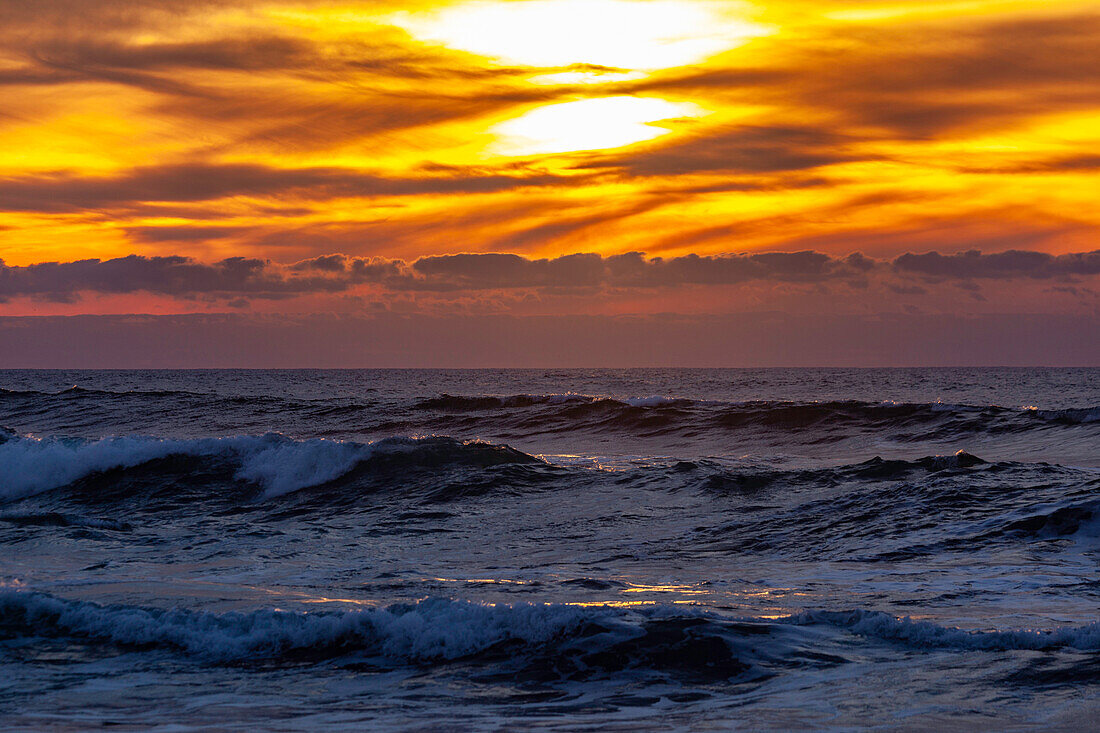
[
  {"left": 3, "top": 248, "right": 1099, "bottom": 303},
  {"left": 894, "top": 250, "right": 1100, "bottom": 279}
]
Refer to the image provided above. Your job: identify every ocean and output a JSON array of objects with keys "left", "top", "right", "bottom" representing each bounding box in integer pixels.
[{"left": 1, "top": 368, "right": 1098, "bottom": 730}]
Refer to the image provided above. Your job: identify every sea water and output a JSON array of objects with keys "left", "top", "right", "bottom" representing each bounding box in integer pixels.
[{"left": 1, "top": 368, "right": 1098, "bottom": 729}]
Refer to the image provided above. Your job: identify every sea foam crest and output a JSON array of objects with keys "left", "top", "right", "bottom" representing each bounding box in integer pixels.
[
  {"left": 0, "top": 433, "right": 530, "bottom": 502},
  {"left": 0, "top": 591, "right": 615, "bottom": 663},
  {"left": 4, "top": 590, "right": 1099, "bottom": 665}
]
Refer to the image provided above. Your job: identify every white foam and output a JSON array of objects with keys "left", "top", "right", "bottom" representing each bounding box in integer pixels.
[
  {"left": 6, "top": 590, "right": 1099, "bottom": 663},
  {"left": 0, "top": 433, "right": 381, "bottom": 501},
  {"left": 0, "top": 591, "right": 612, "bottom": 662},
  {"left": 0, "top": 433, "right": 537, "bottom": 502}
]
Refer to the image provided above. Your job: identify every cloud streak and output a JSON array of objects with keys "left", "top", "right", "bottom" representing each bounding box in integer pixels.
[
  {"left": 0, "top": 164, "right": 578, "bottom": 212},
  {"left": 2, "top": 0, "right": 1098, "bottom": 303}
]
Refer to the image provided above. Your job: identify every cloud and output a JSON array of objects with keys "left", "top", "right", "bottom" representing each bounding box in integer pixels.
[
  {"left": 2, "top": 250, "right": 859, "bottom": 301},
  {"left": 488, "top": 197, "right": 672, "bottom": 250},
  {"left": 2, "top": 248, "right": 1100, "bottom": 306},
  {"left": 0, "top": 7, "right": 563, "bottom": 156},
  {"left": 959, "top": 155, "right": 1100, "bottom": 175},
  {"left": 0, "top": 164, "right": 579, "bottom": 212},
  {"left": 807, "top": 12, "right": 1100, "bottom": 137},
  {"left": 125, "top": 225, "right": 256, "bottom": 243},
  {"left": 894, "top": 250, "right": 1100, "bottom": 279},
  {"left": 0, "top": 255, "right": 346, "bottom": 302},
  {"left": 581, "top": 125, "right": 860, "bottom": 177},
  {"left": 633, "top": 10, "right": 1100, "bottom": 139},
  {"left": 402, "top": 250, "right": 879, "bottom": 291},
  {"left": 30, "top": 36, "right": 318, "bottom": 73}
]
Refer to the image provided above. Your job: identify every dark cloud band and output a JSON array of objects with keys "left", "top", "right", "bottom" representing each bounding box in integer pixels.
[{"left": 2, "top": 248, "right": 1098, "bottom": 302}]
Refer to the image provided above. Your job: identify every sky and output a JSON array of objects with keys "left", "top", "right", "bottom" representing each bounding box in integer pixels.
[{"left": 1, "top": 0, "right": 1099, "bottom": 365}]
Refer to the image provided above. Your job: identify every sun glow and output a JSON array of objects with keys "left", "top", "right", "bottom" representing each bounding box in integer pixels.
[
  {"left": 390, "top": 0, "right": 769, "bottom": 70},
  {"left": 490, "top": 96, "right": 707, "bottom": 155}
]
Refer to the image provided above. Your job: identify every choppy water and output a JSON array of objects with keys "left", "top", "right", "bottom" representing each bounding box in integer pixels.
[{"left": 1, "top": 368, "right": 1098, "bottom": 730}]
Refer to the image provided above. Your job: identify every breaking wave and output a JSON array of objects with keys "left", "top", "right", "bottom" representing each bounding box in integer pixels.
[
  {"left": 2, "top": 591, "right": 1097, "bottom": 679},
  {"left": 0, "top": 591, "right": 793, "bottom": 681},
  {"left": 0, "top": 433, "right": 540, "bottom": 502}
]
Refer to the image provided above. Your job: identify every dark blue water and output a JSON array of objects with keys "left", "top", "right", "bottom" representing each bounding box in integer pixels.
[{"left": 2, "top": 369, "right": 1098, "bottom": 729}]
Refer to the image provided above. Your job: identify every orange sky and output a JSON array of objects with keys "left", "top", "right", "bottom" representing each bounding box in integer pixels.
[{"left": 1, "top": 0, "right": 1099, "bottom": 320}]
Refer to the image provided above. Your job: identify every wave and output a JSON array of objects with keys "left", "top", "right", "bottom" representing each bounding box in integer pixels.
[
  {"left": 1033, "top": 406, "right": 1100, "bottom": 424},
  {"left": 685, "top": 451, "right": 1100, "bottom": 561},
  {"left": 680, "top": 450, "right": 990, "bottom": 494},
  {"left": 0, "top": 385, "right": 329, "bottom": 419},
  {"left": 413, "top": 394, "right": 1100, "bottom": 435},
  {"left": 0, "top": 433, "right": 541, "bottom": 502},
  {"left": 0, "top": 512, "right": 131, "bottom": 530},
  {"left": 415, "top": 393, "right": 697, "bottom": 411},
  {"left": 0, "top": 385, "right": 212, "bottom": 399},
  {"left": 0, "top": 590, "right": 599, "bottom": 664},
  {"left": 981, "top": 501, "right": 1100, "bottom": 541},
  {"left": 3, "top": 591, "right": 1097, "bottom": 679},
  {"left": 0, "top": 591, "right": 790, "bottom": 681},
  {"left": 5, "top": 386, "right": 1099, "bottom": 448},
  {"left": 787, "top": 609, "right": 1100, "bottom": 651}
]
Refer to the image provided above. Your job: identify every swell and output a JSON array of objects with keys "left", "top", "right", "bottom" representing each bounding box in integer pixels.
[
  {"left": 689, "top": 452, "right": 1100, "bottom": 556},
  {"left": 0, "top": 433, "right": 541, "bottom": 502},
  {"left": 0, "top": 386, "right": 337, "bottom": 420},
  {"left": 675, "top": 450, "right": 990, "bottom": 494},
  {"left": 7, "top": 387, "right": 1100, "bottom": 440},
  {"left": 416, "top": 394, "right": 1100, "bottom": 438},
  {"left": 786, "top": 610, "right": 1100, "bottom": 651},
  {"left": 0, "top": 386, "right": 212, "bottom": 399}
]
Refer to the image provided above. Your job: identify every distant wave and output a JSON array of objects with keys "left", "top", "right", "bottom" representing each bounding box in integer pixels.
[
  {"left": 0, "top": 385, "right": 213, "bottom": 399},
  {"left": 678, "top": 450, "right": 990, "bottom": 494},
  {"left": 415, "top": 393, "right": 698, "bottom": 411},
  {"left": 414, "top": 394, "right": 1100, "bottom": 434},
  {"left": 0, "top": 433, "right": 540, "bottom": 502},
  {"left": 5, "top": 386, "right": 1099, "bottom": 447},
  {"left": 0, "top": 386, "right": 336, "bottom": 417}
]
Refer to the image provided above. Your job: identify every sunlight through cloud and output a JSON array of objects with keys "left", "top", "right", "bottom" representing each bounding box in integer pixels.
[
  {"left": 390, "top": 0, "right": 769, "bottom": 70},
  {"left": 489, "top": 96, "right": 708, "bottom": 155}
]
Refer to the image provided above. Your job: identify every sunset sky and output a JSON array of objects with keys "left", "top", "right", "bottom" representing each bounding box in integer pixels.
[{"left": 1, "top": 0, "right": 1098, "bottom": 365}]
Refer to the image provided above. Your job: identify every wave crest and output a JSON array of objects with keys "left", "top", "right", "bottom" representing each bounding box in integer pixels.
[
  {"left": 0, "top": 591, "right": 776, "bottom": 680},
  {"left": 0, "top": 433, "right": 540, "bottom": 502},
  {"left": 4, "top": 591, "right": 1097, "bottom": 676}
]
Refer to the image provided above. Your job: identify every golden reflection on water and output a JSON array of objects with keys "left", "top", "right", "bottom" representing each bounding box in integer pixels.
[{"left": 232, "top": 574, "right": 812, "bottom": 617}]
